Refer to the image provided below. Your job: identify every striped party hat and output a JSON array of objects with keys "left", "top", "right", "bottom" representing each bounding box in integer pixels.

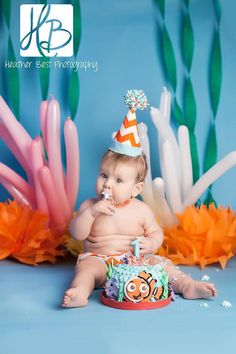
[{"left": 109, "top": 90, "right": 148, "bottom": 157}]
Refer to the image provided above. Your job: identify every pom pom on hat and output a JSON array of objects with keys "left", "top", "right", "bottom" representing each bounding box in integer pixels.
[
  {"left": 124, "top": 89, "right": 149, "bottom": 111},
  {"left": 110, "top": 89, "right": 148, "bottom": 157}
]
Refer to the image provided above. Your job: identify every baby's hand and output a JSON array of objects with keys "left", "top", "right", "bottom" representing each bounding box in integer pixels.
[
  {"left": 90, "top": 199, "right": 115, "bottom": 217},
  {"left": 138, "top": 236, "right": 156, "bottom": 255}
]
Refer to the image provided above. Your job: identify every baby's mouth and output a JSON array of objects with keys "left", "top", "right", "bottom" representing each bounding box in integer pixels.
[{"left": 101, "top": 191, "right": 112, "bottom": 200}]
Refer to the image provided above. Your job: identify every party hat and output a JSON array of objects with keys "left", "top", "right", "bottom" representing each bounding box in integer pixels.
[{"left": 109, "top": 89, "right": 148, "bottom": 157}]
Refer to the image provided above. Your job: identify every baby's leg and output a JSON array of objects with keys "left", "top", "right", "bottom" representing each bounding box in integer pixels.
[
  {"left": 62, "top": 256, "right": 107, "bottom": 308},
  {"left": 148, "top": 255, "right": 217, "bottom": 299}
]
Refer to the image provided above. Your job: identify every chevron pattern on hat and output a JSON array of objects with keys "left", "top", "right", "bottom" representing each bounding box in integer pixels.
[{"left": 113, "top": 109, "right": 141, "bottom": 147}]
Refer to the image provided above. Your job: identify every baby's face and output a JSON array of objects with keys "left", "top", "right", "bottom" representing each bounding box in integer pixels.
[{"left": 96, "top": 159, "right": 142, "bottom": 204}]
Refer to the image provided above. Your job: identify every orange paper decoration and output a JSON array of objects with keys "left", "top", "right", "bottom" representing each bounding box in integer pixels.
[
  {"left": 158, "top": 204, "right": 236, "bottom": 269},
  {"left": 0, "top": 200, "right": 66, "bottom": 265}
]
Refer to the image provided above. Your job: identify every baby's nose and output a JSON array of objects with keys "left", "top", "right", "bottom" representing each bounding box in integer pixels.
[{"left": 104, "top": 179, "right": 112, "bottom": 189}]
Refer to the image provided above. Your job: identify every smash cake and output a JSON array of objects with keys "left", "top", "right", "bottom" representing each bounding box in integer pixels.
[{"left": 101, "top": 240, "right": 172, "bottom": 310}]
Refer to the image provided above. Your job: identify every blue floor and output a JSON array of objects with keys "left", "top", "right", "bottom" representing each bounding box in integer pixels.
[{"left": 1, "top": 257, "right": 236, "bottom": 354}]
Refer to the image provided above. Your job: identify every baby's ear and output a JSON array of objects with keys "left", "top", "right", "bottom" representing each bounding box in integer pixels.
[{"left": 132, "top": 182, "right": 144, "bottom": 197}]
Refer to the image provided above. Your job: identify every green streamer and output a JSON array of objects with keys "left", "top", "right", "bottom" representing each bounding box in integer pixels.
[
  {"left": 73, "top": 0, "right": 82, "bottom": 57},
  {"left": 204, "top": 125, "right": 217, "bottom": 173},
  {"left": 182, "top": 12, "right": 194, "bottom": 72},
  {"left": 184, "top": 77, "right": 197, "bottom": 131},
  {"left": 184, "top": 0, "right": 190, "bottom": 8},
  {"left": 209, "top": 31, "right": 222, "bottom": 118},
  {"left": 213, "top": 0, "right": 222, "bottom": 24},
  {"left": 68, "top": 70, "right": 80, "bottom": 120},
  {"left": 172, "top": 98, "right": 185, "bottom": 125},
  {"left": 154, "top": 0, "right": 165, "bottom": 19},
  {"left": 162, "top": 24, "right": 177, "bottom": 92},
  {"left": 188, "top": 131, "right": 200, "bottom": 183},
  {"left": 7, "top": 37, "right": 20, "bottom": 119},
  {"left": 39, "top": 59, "right": 50, "bottom": 100},
  {"left": 2, "top": 0, "right": 11, "bottom": 28}
]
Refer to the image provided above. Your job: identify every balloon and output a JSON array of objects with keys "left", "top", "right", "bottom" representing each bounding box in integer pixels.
[
  {"left": 39, "top": 100, "right": 48, "bottom": 153},
  {"left": 46, "top": 99, "right": 71, "bottom": 221},
  {"left": 39, "top": 166, "right": 66, "bottom": 228},
  {"left": 178, "top": 125, "right": 193, "bottom": 199},
  {"left": 0, "top": 177, "right": 31, "bottom": 206},
  {"left": 162, "top": 140, "right": 183, "bottom": 213},
  {"left": 64, "top": 118, "right": 80, "bottom": 211},
  {"left": 152, "top": 177, "right": 177, "bottom": 227},
  {"left": 30, "top": 139, "right": 49, "bottom": 214},
  {"left": 0, "top": 162, "right": 36, "bottom": 206},
  {"left": 160, "top": 87, "right": 171, "bottom": 124},
  {"left": 184, "top": 151, "right": 236, "bottom": 207}
]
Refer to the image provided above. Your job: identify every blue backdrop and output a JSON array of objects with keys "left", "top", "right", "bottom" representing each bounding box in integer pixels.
[{"left": 0, "top": 0, "right": 236, "bottom": 209}]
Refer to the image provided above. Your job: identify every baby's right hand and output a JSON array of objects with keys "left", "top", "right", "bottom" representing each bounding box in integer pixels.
[{"left": 90, "top": 199, "right": 116, "bottom": 217}]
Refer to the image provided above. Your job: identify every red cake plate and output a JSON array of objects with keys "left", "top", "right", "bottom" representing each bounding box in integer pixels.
[{"left": 101, "top": 291, "right": 172, "bottom": 310}]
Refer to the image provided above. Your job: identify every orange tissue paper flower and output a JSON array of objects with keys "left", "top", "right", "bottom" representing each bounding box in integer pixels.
[
  {"left": 0, "top": 200, "right": 66, "bottom": 265},
  {"left": 157, "top": 204, "right": 236, "bottom": 269}
]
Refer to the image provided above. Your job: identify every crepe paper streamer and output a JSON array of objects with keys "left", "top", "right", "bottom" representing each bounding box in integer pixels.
[
  {"left": 152, "top": 178, "right": 177, "bottom": 227},
  {"left": 2, "top": 0, "right": 11, "bottom": 29},
  {"left": 46, "top": 98, "right": 71, "bottom": 221},
  {"left": 182, "top": 10, "right": 194, "bottom": 73},
  {"left": 184, "top": 78, "right": 197, "bottom": 132},
  {"left": 162, "top": 24, "right": 177, "bottom": 92},
  {"left": 184, "top": 151, "right": 236, "bottom": 207},
  {"left": 160, "top": 87, "right": 171, "bottom": 124},
  {"left": 204, "top": 124, "right": 217, "bottom": 174},
  {"left": 0, "top": 178, "right": 31, "bottom": 207},
  {"left": 158, "top": 204, "right": 236, "bottom": 269},
  {"left": 6, "top": 37, "right": 20, "bottom": 120},
  {"left": 30, "top": 139, "right": 49, "bottom": 214},
  {"left": 131, "top": 239, "right": 140, "bottom": 258},
  {"left": 213, "top": 0, "right": 222, "bottom": 25},
  {"left": 68, "top": 70, "right": 80, "bottom": 121},
  {"left": 124, "top": 90, "right": 149, "bottom": 111},
  {"left": 73, "top": 0, "right": 82, "bottom": 57},
  {"left": 0, "top": 96, "right": 33, "bottom": 165},
  {"left": 154, "top": 0, "right": 165, "bottom": 19},
  {"left": 188, "top": 130, "right": 200, "bottom": 184},
  {"left": 178, "top": 125, "right": 193, "bottom": 199},
  {"left": 64, "top": 118, "right": 80, "bottom": 210},
  {"left": 39, "top": 167, "right": 67, "bottom": 230},
  {"left": 39, "top": 58, "right": 50, "bottom": 100},
  {"left": 0, "top": 162, "right": 36, "bottom": 206},
  {"left": 0, "top": 200, "right": 65, "bottom": 265},
  {"left": 221, "top": 300, "right": 232, "bottom": 308},
  {"left": 162, "top": 140, "right": 183, "bottom": 214},
  {"left": 210, "top": 30, "right": 222, "bottom": 118},
  {"left": 150, "top": 107, "right": 181, "bottom": 186},
  {"left": 172, "top": 97, "right": 185, "bottom": 125}
]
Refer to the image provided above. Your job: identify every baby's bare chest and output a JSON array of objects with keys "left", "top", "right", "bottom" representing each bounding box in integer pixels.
[{"left": 91, "top": 208, "right": 144, "bottom": 236}]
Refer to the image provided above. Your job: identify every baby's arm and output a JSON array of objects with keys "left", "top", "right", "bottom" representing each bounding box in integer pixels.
[
  {"left": 139, "top": 203, "right": 164, "bottom": 254},
  {"left": 69, "top": 199, "right": 96, "bottom": 240},
  {"left": 69, "top": 198, "right": 116, "bottom": 240}
]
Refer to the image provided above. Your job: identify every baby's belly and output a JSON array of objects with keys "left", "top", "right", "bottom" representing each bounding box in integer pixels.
[{"left": 84, "top": 233, "right": 139, "bottom": 255}]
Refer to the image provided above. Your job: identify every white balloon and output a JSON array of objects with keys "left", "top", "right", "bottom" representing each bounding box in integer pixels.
[
  {"left": 178, "top": 125, "right": 193, "bottom": 199},
  {"left": 184, "top": 151, "right": 236, "bottom": 207}
]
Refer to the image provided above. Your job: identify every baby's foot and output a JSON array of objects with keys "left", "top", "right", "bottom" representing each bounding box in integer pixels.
[
  {"left": 182, "top": 280, "right": 217, "bottom": 300},
  {"left": 61, "top": 288, "right": 88, "bottom": 308}
]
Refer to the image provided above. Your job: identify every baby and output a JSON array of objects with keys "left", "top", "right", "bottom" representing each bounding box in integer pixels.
[{"left": 62, "top": 151, "right": 217, "bottom": 308}]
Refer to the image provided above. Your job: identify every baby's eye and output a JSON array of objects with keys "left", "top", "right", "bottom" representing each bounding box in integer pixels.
[
  {"left": 116, "top": 178, "right": 123, "bottom": 183},
  {"left": 100, "top": 173, "right": 108, "bottom": 179}
]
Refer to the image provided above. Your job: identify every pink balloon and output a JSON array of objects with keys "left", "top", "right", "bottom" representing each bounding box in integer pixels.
[
  {"left": 46, "top": 99, "right": 71, "bottom": 221},
  {"left": 0, "top": 162, "right": 36, "bottom": 207},
  {"left": 39, "top": 100, "right": 48, "bottom": 153},
  {"left": 64, "top": 118, "right": 79, "bottom": 211},
  {"left": 30, "top": 139, "right": 49, "bottom": 214},
  {"left": 0, "top": 177, "right": 32, "bottom": 207},
  {"left": 38, "top": 166, "right": 66, "bottom": 228}
]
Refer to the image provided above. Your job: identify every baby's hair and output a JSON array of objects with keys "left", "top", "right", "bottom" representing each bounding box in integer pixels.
[{"left": 101, "top": 150, "right": 148, "bottom": 183}]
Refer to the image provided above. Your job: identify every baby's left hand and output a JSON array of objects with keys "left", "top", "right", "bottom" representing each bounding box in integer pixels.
[{"left": 138, "top": 236, "right": 156, "bottom": 255}]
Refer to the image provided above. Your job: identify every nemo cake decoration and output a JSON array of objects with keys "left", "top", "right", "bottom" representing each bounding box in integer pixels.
[{"left": 101, "top": 239, "right": 172, "bottom": 310}]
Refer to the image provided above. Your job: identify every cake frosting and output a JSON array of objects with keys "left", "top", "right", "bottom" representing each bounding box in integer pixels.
[{"left": 104, "top": 254, "right": 170, "bottom": 304}]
